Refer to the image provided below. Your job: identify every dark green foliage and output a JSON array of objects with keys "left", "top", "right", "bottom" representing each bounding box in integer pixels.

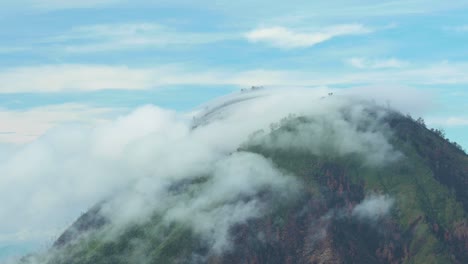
[{"left": 29, "top": 111, "right": 468, "bottom": 264}]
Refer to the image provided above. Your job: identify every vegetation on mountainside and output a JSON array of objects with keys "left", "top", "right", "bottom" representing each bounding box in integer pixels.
[
  {"left": 22, "top": 110, "right": 468, "bottom": 264},
  {"left": 242, "top": 112, "right": 467, "bottom": 263}
]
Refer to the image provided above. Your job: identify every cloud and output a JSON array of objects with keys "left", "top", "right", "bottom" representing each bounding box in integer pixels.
[
  {"left": 340, "top": 85, "right": 435, "bottom": 116},
  {"left": 426, "top": 116, "right": 468, "bottom": 127},
  {"left": 50, "top": 23, "right": 234, "bottom": 53},
  {"left": 0, "top": 64, "right": 251, "bottom": 93},
  {"left": 322, "top": 193, "right": 395, "bottom": 224},
  {"left": 347, "top": 57, "right": 409, "bottom": 69},
  {"left": 245, "top": 94, "right": 402, "bottom": 166},
  {"left": 0, "top": 65, "right": 281, "bottom": 93},
  {"left": 245, "top": 24, "right": 372, "bottom": 49},
  {"left": 448, "top": 25, "right": 468, "bottom": 32},
  {"left": 58, "top": 23, "right": 165, "bottom": 40},
  {"left": 3, "top": 61, "right": 468, "bottom": 93},
  {"left": 0, "top": 87, "right": 409, "bottom": 261},
  {"left": 0, "top": 64, "right": 260, "bottom": 93},
  {"left": 0, "top": 106, "right": 188, "bottom": 256},
  {"left": 230, "top": 62, "right": 468, "bottom": 87},
  {"left": 152, "top": 151, "right": 299, "bottom": 253},
  {"left": 0, "top": 104, "right": 121, "bottom": 143},
  {"left": 0, "top": 65, "right": 157, "bottom": 92},
  {"left": 352, "top": 194, "right": 394, "bottom": 221}
]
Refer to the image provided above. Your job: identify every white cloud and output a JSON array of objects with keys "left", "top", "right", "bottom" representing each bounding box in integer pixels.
[
  {"left": 60, "top": 23, "right": 165, "bottom": 39},
  {"left": 0, "top": 65, "right": 156, "bottom": 92},
  {"left": 230, "top": 62, "right": 468, "bottom": 86},
  {"left": 246, "top": 96, "right": 402, "bottom": 166},
  {"left": 0, "top": 106, "right": 188, "bottom": 252},
  {"left": 448, "top": 25, "right": 468, "bottom": 32},
  {"left": 0, "top": 65, "right": 282, "bottom": 93},
  {"left": 444, "top": 117, "right": 468, "bottom": 126},
  {"left": 0, "top": 88, "right": 407, "bottom": 261},
  {"left": 2, "top": 61, "right": 468, "bottom": 93},
  {"left": 352, "top": 194, "right": 394, "bottom": 221},
  {"left": 426, "top": 116, "right": 468, "bottom": 127},
  {"left": 245, "top": 24, "right": 372, "bottom": 49},
  {"left": 347, "top": 57, "right": 409, "bottom": 69},
  {"left": 0, "top": 65, "right": 288, "bottom": 93},
  {"left": 396, "top": 61, "right": 468, "bottom": 84},
  {"left": 49, "top": 23, "right": 234, "bottom": 53},
  {"left": 0, "top": 104, "right": 121, "bottom": 143},
  {"left": 0, "top": 64, "right": 239, "bottom": 93}
]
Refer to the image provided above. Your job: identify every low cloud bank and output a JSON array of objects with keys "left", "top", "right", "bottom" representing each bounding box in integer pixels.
[{"left": 0, "top": 87, "right": 415, "bottom": 261}]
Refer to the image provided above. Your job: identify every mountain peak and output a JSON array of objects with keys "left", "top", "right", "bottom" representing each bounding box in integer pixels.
[{"left": 19, "top": 91, "right": 468, "bottom": 264}]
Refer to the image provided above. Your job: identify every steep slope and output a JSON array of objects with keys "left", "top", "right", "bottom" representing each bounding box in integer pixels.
[{"left": 20, "top": 92, "right": 468, "bottom": 264}]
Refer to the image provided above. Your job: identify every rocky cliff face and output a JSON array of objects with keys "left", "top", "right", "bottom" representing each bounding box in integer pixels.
[{"left": 20, "top": 94, "right": 468, "bottom": 264}]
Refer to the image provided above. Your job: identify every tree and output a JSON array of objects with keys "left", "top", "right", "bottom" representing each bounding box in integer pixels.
[
  {"left": 416, "top": 117, "right": 426, "bottom": 127},
  {"left": 431, "top": 128, "right": 446, "bottom": 138}
]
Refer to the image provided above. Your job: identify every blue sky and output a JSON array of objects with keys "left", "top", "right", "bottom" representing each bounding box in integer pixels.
[{"left": 0, "top": 0, "right": 468, "bottom": 260}]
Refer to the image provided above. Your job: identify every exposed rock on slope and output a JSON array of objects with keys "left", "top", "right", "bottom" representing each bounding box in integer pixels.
[{"left": 20, "top": 90, "right": 468, "bottom": 264}]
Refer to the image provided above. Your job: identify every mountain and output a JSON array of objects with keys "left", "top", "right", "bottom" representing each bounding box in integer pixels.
[{"left": 20, "top": 90, "right": 468, "bottom": 264}]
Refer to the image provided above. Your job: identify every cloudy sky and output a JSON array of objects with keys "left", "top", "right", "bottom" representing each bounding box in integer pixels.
[
  {"left": 0, "top": 0, "right": 467, "bottom": 146},
  {"left": 1, "top": 0, "right": 468, "bottom": 260}
]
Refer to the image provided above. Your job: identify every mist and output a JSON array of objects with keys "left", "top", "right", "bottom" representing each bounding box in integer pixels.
[
  {"left": 0, "top": 87, "right": 428, "bottom": 262},
  {"left": 352, "top": 194, "right": 395, "bottom": 221}
]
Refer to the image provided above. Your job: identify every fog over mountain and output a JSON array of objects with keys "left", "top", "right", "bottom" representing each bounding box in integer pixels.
[{"left": 2, "top": 87, "right": 467, "bottom": 263}]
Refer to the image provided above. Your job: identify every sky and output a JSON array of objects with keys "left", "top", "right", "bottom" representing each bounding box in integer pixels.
[{"left": 0, "top": 0, "right": 468, "bottom": 261}]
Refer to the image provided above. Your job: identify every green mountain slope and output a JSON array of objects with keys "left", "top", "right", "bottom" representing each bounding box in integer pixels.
[{"left": 21, "top": 101, "right": 468, "bottom": 264}]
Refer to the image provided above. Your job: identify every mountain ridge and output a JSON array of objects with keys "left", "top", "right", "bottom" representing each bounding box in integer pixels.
[{"left": 19, "top": 92, "right": 468, "bottom": 264}]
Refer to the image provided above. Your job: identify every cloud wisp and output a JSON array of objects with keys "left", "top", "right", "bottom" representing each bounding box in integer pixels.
[
  {"left": 0, "top": 65, "right": 156, "bottom": 93},
  {"left": 3, "top": 61, "right": 468, "bottom": 93},
  {"left": 447, "top": 25, "right": 468, "bottom": 32},
  {"left": 50, "top": 23, "right": 234, "bottom": 53},
  {"left": 426, "top": 116, "right": 468, "bottom": 127},
  {"left": 0, "top": 104, "right": 121, "bottom": 144},
  {"left": 245, "top": 24, "right": 372, "bottom": 49},
  {"left": 347, "top": 57, "right": 409, "bottom": 69},
  {"left": 352, "top": 194, "right": 395, "bottom": 221}
]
